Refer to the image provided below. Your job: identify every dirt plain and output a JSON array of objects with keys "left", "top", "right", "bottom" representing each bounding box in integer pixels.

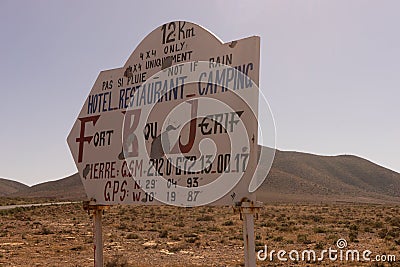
[{"left": 0, "top": 202, "right": 399, "bottom": 267}]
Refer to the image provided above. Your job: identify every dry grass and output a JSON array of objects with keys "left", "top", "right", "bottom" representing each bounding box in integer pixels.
[{"left": 0, "top": 203, "right": 399, "bottom": 266}]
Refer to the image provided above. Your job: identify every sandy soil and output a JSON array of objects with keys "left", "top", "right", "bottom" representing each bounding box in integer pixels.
[{"left": 0, "top": 203, "right": 399, "bottom": 266}]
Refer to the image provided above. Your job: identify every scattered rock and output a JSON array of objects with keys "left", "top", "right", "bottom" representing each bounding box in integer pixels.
[
  {"left": 142, "top": 241, "right": 157, "bottom": 249},
  {"left": 160, "top": 249, "right": 174, "bottom": 255}
]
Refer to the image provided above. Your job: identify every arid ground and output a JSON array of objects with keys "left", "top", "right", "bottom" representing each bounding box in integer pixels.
[{"left": 0, "top": 202, "right": 399, "bottom": 267}]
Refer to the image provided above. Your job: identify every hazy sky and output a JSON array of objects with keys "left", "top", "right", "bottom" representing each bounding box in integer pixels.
[{"left": 1, "top": 1, "right": 399, "bottom": 186}]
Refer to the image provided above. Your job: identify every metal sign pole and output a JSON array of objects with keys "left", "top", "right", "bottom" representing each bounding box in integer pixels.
[
  {"left": 242, "top": 211, "right": 256, "bottom": 267},
  {"left": 239, "top": 200, "right": 263, "bottom": 267},
  {"left": 83, "top": 201, "right": 108, "bottom": 267},
  {"left": 94, "top": 208, "right": 103, "bottom": 267}
]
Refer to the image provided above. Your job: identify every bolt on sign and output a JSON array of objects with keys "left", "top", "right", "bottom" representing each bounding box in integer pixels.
[{"left": 67, "top": 21, "right": 271, "bottom": 207}]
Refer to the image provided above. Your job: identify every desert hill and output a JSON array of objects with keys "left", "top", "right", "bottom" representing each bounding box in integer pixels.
[
  {"left": 258, "top": 149, "right": 400, "bottom": 204},
  {"left": 11, "top": 173, "right": 85, "bottom": 201},
  {"left": 0, "top": 178, "right": 29, "bottom": 197},
  {"left": 2, "top": 148, "right": 400, "bottom": 203}
]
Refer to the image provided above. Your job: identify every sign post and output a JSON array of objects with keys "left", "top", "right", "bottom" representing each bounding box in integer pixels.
[
  {"left": 83, "top": 202, "right": 108, "bottom": 267},
  {"left": 94, "top": 208, "right": 103, "bottom": 267},
  {"left": 68, "top": 21, "right": 275, "bottom": 266},
  {"left": 238, "top": 200, "right": 263, "bottom": 267}
]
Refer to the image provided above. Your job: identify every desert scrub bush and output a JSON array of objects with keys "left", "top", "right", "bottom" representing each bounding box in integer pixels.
[
  {"left": 349, "top": 231, "right": 358, "bottom": 242},
  {"left": 276, "top": 215, "right": 286, "bottom": 222},
  {"left": 364, "top": 226, "right": 372, "bottom": 233},
  {"left": 183, "top": 233, "right": 198, "bottom": 238},
  {"left": 39, "top": 226, "right": 54, "bottom": 235},
  {"left": 228, "top": 234, "right": 243, "bottom": 240},
  {"left": 297, "top": 234, "right": 311, "bottom": 244},
  {"left": 326, "top": 234, "right": 339, "bottom": 244},
  {"left": 260, "top": 221, "right": 277, "bottom": 228},
  {"left": 315, "top": 241, "right": 324, "bottom": 250},
  {"left": 391, "top": 216, "right": 400, "bottom": 227},
  {"left": 314, "top": 227, "right": 327, "bottom": 233},
  {"left": 174, "top": 221, "right": 185, "bottom": 227},
  {"left": 117, "top": 208, "right": 127, "bottom": 215},
  {"left": 195, "top": 241, "right": 201, "bottom": 248},
  {"left": 126, "top": 233, "right": 139, "bottom": 239},
  {"left": 117, "top": 223, "right": 128, "bottom": 231},
  {"left": 148, "top": 226, "right": 158, "bottom": 232},
  {"left": 373, "top": 221, "right": 384, "bottom": 229},
  {"left": 349, "top": 224, "right": 358, "bottom": 231},
  {"left": 273, "top": 236, "right": 284, "bottom": 242},
  {"left": 301, "top": 214, "right": 323, "bottom": 223},
  {"left": 0, "top": 209, "right": 13, "bottom": 216},
  {"left": 159, "top": 230, "right": 168, "bottom": 238},
  {"left": 105, "top": 255, "right": 129, "bottom": 267},
  {"left": 222, "top": 220, "right": 234, "bottom": 226},
  {"left": 207, "top": 225, "right": 220, "bottom": 232},
  {"left": 387, "top": 228, "right": 400, "bottom": 239},
  {"left": 255, "top": 241, "right": 264, "bottom": 251},
  {"left": 185, "top": 237, "right": 199, "bottom": 243},
  {"left": 278, "top": 223, "right": 292, "bottom": 232},
  {"left": 196, "top": 215, "right": 214, "bottom": 221},
  {"left": 378, "top": 228, "right": 388, "bottom": 239},
  {"left": 70, "top": 246, "right": 83, "bottom": 251},
  {"left": 168, "top": 243, "right": 188, "bottom": 253},
  {"left": 170, "top": 234, "right": 181, "bottom": 241}
]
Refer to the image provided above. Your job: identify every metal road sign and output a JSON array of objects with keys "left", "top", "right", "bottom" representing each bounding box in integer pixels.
[{"left": 67, "top": 21, "right": 264, "bottom": 206}]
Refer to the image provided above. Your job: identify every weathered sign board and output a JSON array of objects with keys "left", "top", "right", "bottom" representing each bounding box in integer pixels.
[{"left": 67, "top": 21, "right": 260, "bottom": 206}]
